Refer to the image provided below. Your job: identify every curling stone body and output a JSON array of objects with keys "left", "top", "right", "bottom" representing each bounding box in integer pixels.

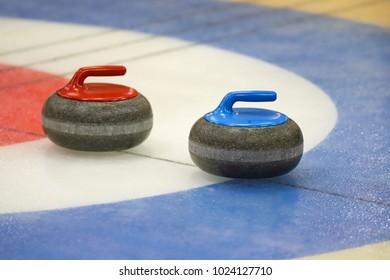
[
  {"left": 42, "top": 66, "right": 152, "bottom": 151},
  {"left": 189, "top": 90, "right": 303, "bottom": 179}
]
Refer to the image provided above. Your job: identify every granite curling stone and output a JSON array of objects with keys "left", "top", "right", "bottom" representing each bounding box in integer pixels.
[
  {"left": 42, "top": 65, "right": 153, "bottom": 151},
  {"left": 189, "top": 90, "right": 303, "bottom": 178}
]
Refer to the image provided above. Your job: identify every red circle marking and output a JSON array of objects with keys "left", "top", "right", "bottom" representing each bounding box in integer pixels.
[{"left": 0, "top": 64, "right": 69, "bottom": 146}]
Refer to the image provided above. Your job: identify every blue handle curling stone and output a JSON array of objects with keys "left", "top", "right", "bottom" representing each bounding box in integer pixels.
[{"left": 189, "top": 90, "right": 304, "bottom": 179}]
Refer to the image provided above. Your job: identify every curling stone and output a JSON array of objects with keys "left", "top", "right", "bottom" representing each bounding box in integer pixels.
[
  {"left": 189, "top": 90, "right": 303, "bottom": 178},
  {"left": 42, "top": 65, "right": 152, "bottom": 151}
]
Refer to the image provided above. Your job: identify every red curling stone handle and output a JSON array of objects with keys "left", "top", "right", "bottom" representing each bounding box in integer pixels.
[
  {"left": 68, "top": 65, "right": 127, "bottom": 89},
  {"left": 57, "top": 65, "right": 138, "bottom": 101}
]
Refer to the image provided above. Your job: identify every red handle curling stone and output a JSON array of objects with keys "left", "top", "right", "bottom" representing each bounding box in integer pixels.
[{"left": 42, "top": 65, "right": 153, "bottom": 151}]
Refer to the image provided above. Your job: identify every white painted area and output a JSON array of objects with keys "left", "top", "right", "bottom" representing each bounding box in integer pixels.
[
  {"left": 0, "top": 18, "right": 337, "bottom": 213},
  {"left": 0, "top": 140, "right": 222, "bottom": 213}
]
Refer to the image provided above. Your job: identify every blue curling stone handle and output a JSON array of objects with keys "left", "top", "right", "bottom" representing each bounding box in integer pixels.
[{"left": 204, "top": 90, "right": 288, "bottom": 127}]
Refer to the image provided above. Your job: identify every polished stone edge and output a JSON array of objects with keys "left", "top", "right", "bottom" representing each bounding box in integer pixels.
[
  {"left": 42, "top": 116, "right": 153, "bottom": 136},
  {"left": 189, "top": 140, "right": 303, "bottom": 163}
]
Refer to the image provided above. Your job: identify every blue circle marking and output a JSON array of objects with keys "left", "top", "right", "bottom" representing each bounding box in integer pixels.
[{"left": 204, "top": 90, "right": 288, "bottom": 127}]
